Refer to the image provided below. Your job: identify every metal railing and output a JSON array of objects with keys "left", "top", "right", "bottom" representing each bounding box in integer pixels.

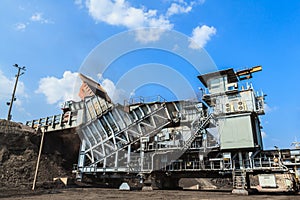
[
  {"left": 124, "top": 95, "right": 167, "bottom": 106},
  {"left": 25, "top": 111, "right": 77, "bottom": 131}
]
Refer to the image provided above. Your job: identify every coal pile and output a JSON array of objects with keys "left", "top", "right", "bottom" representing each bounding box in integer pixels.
[{"left": 0, "top": 119, "right": 80, "bottom": 190}]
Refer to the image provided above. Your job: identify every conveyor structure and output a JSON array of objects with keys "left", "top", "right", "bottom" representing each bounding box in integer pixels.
[{"left": 26, "top": 66, "right": 300, "bottom": 193}]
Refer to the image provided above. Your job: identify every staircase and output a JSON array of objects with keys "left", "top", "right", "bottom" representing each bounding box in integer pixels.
[
  {"left": 182, "top": 113, "right": 214, "bottom": 151},
  {"left": 232, "top": 170, "right": 248, "bottom": 195}
]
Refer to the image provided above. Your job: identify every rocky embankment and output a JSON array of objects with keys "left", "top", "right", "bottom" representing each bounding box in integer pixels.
[{"left": 0, "top": 119, "right": 80, "bottom": 190}]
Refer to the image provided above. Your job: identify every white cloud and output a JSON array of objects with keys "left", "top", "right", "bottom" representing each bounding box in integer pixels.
[
  {"left": 129, "top": 89, "right": 135, "bottom": 97},
  {"left": 74, "top": 0, "right": 84, "bottom": 8},
  {"left": 0, "top": 70, "right": 26, "bottom": 99},
  {"left": 18, "top": 5, "right": 26, "bottom": 11},
  {"left": 172, "top": 44, "right": 180, "bottom": 51},
  {"left": 30, "top": 12, "right": 53, "bottom": 24},
  {"left": 196, "top": 0, "right": 206, "bottom": 4},
  {"left": 35, "top": 71, "right": 128, "bottom": 105},
  {"left": 100, "top": 78, "right": 127, "bottom": 103},
  {"left": 85, "top": 0, "right": 173, "bottom": 42},
  {"left": 31, "top": 13, "right": 42, "bottom": 21},
  {"left": 14, "top": 12, "right": 53, "bottom": 32},
  {"left": 86, "top": 0, "right": 153, "bottom": 28},
  {"left": 35, "top": 71, "right": 80, "bottom": 104},
  {"left": 166, "top": 3, "right": 192, "bottom": 17},
  {"left": 264, "top": 104, "right": 278, "bottom": 113},
  {"left": 97, "top": 73, "right": 103, "bottom": 80},
  {"left": 189, "top": 25, "right": 216, "bottom": 49},
  {"left": 80, "top": 0, "right": 216, "bottom": 44},
  {"left": 14, "top": 23, "right": 27, "bottom": 31},
  {"left": 135, "top": 27, "right": 173, "bottom": 43}
]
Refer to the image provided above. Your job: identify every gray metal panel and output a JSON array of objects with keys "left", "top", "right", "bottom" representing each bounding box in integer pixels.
[{"left": 219, "top": 114, "right": 254, "bottom": 150}]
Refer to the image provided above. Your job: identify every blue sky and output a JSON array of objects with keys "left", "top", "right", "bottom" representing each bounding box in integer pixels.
[{"left": 0, "top": 0, "right": 299, "bottom": 150}]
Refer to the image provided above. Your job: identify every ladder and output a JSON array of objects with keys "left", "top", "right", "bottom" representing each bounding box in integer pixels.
[{"left": 232, "top": 170, "right": 247, "bottom": 189}]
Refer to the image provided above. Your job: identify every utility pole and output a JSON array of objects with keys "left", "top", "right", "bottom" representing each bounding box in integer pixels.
[{"left": 7, "top": 64, "right": 26, "bottom": 121}]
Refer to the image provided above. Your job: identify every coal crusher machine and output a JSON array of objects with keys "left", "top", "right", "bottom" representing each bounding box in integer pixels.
[{"left": 26, "top": 66, "right": 300, "bottom": 192}]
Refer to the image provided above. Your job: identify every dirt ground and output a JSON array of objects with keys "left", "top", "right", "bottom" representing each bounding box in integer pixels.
[
  {"left": 1, "top": 188, "right": 300, "bottom": 200},
  {"left": 1, "top": 119, "right": 300, "bottom": 200}
]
